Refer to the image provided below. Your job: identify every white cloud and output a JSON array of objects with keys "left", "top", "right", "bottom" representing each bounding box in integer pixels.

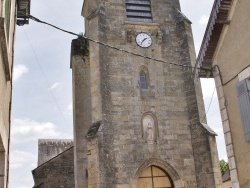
[
  {"left": 199, "top": 15, "right": 209, "bottom": 25},
  {"left": 10, "top": 150, "right": 36, "bottom": 170},
  {"left": 13, "top": 64, "right": 28, "bottom": 82},
  {"left": 11, "top": 118, "right": 66, "bottom": 144},
  {"left": 49, "top": 82, "right": 61, "bottom": 90},
  {"left": 9, "top": 150, "right": 37, "bottom": 188}
]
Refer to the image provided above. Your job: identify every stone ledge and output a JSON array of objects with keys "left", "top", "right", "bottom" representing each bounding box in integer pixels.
[
  {"left": 124, "top": 21, "right": 160, "bottom": 27},
  {"left": 200, "top": 123, "right": 217, "bottom": 136}
]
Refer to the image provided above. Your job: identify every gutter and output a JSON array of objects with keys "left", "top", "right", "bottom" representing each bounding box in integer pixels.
[{"left": 195, "top": 0, "right": 232, "bottom": 78}]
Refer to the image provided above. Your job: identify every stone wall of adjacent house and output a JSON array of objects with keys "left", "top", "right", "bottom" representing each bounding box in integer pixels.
[
  {"left": 0, "top": 0, "right": 17, "bottom": 187},
  {"left": 32, "top": 147, "right": 74, "bottom": 188},
  {"left": 38, "top": 139, "right": 73, "bottom": 166},
  {"left": 211, "top": 1, "right": 250, "bottom": 188}
]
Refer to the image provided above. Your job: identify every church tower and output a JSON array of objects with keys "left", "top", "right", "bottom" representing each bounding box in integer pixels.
[{"left": 71, "top": 0, "right": 222, "bottom": 187}]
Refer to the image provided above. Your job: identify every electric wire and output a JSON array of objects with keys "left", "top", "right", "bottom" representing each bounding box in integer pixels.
[
  {"left": 207, "top": 109, "right": 220, "bottom": 117},
  {"left": 27, "top": 14, "right": 211, "bottom": 72},
  {"left": 22, "top": 28, "right": 71, "bottom": 128},
  {"left": 213, "top": 65, "right": 250, "bottom": 86},
  {"left": 22, "top": 14, "right": 249, "bottom": 88},
  {"left": 202, "top": 86, "right": 216, "bottom": 122},
  {"left": 22, "top": 14, "right": 221, "bottom": 125}
]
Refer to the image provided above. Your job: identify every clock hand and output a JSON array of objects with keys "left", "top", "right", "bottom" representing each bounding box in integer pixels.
[{"left": 141, "top": 38, "right": 147, "bottom": 45}]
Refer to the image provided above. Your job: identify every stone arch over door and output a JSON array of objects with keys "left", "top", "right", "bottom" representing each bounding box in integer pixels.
[
  {"left": 134, "top": 158, "right": 184, "bottom": 188},
  {"left": 137, "top": 165, "right": 174, "bottom": 188}
]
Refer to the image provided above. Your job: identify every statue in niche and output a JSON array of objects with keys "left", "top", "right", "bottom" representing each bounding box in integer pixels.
[
  {"left": 146, "top": 122, "right": 154, "bottom": 141},
  {"left": 143, "top": 115, "right": 155, "bottom": 143}
]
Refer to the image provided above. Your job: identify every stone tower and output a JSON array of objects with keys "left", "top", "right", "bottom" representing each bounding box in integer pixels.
[{"left": 71, "top": 0, "right": 222, "bottom": 188}]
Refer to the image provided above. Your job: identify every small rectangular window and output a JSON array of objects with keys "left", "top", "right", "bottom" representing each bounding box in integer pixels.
[
  {"left": 236, "top": 79, "right": 250, "bottom": 141},
  {"left": 126, "top": 0, "right": 152, "bottom": 22}
]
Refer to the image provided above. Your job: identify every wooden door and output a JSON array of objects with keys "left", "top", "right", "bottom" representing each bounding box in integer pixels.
[{"left": 137, "top": 166, "right": 174, "bottom": 188}]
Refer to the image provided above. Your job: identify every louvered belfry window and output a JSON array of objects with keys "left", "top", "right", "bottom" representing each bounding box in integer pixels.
[{"left": 126, "top": 0, "right": 153, "bottom": 22}]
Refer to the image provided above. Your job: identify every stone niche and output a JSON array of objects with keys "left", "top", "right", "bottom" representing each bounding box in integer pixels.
[{"left": 142, "top": 113, "right": 158, "bottom": 143}]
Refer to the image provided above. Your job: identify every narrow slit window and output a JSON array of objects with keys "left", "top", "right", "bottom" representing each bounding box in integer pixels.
[
  {"left": 140, "top": 72, "right": 147, "bottom": 89},
  {"left": 126, "top": 0, "right": 152, "bottom": 22}
]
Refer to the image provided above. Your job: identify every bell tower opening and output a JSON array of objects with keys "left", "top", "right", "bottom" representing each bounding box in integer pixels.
[
  {"left": 137, "top": 166, "right": 174, "bottom": 188},
  {"left": 126, "top": 0, "right": 153, "bottom": 22}
]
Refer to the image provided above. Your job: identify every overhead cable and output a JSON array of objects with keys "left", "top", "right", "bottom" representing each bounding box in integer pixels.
[
  {"left": 27, "top": 14, "right": 211, "bottom": 72},
  {"left": 202, "top": 86, "right": 216, "bottom": 122},
  {"left": 22, "top": 28, "right": 71, "bottom": 128}
]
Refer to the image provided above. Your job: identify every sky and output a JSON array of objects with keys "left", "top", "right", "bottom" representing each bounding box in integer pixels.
[{"left": 10, "top": 0, "right": 227, "bottom": 187}]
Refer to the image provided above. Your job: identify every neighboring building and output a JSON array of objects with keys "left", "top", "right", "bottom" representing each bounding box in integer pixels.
[
  {"left": 70, "top": 0, "right": 222, "bottom": 187},
  {"left": 32, "top": 140, "right": 74, "bottom": 188},
  {"left": 197, "top": 0, "right": 250, "bottom": 187},
  {"left": 0, "top": 0, "right": 30, "bottom": 187}
]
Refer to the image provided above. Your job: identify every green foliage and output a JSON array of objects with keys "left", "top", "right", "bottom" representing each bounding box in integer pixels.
[
  {"left": 220, "top": 159, "right": 228, "bottom": 175},
  {"left": 71, "top": 37, "right": 89, "bottom": 56}
]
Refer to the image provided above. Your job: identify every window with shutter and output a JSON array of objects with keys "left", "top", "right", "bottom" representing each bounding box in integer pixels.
[
  {"left": 126, "top": 0, "right": 152, "bottom": 22},
  {"left": 5, "top": 0, "right": 11, "bottom": 40},
  {"left": 236, "top": 79, "right": 250, "bottom": 141}
]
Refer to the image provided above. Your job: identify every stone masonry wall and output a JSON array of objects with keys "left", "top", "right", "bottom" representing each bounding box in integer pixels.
[
  {"left": 32, "top": 147, "right": 74, "bottom": 188},
  {"left": 38, "top": 139, "right": 73, "bottom": 166},
  {"left": 71, "top": 38, "right": 91, "bottom": 188},
  {"left": 176, "top": 8, "right": 221, "bottom": 188},
  {"left": 80, "top": 0, "right": 222, "bottom": 187}
]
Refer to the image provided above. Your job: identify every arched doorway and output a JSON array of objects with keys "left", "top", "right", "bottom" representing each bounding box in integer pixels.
[{"left": 137, "top": 165, "right": 174, "bottom": 188}]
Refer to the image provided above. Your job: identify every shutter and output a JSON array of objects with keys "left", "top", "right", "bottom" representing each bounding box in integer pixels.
[
  {"left": 236, "top": 79, "right": 250, "bottom": 141},
  {"left": 126, "top": 0, "right": 152, "bottom": 22},
  {"left": 5, "top": 0, "right": 11, "bottom": 40}
]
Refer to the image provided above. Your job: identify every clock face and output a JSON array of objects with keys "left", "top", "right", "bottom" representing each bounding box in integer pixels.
[{"left": 136, "top": 33, "right": 152, "bottom": 48}]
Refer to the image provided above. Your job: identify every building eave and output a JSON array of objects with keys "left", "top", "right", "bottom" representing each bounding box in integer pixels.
[{"left": 196, "top": 0, "right": 233, "bottom": 78}]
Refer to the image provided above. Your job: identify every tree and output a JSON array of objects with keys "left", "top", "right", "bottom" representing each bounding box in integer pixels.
[{"left": 220, "top": 160, "right": 228, "bottom": 175}]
